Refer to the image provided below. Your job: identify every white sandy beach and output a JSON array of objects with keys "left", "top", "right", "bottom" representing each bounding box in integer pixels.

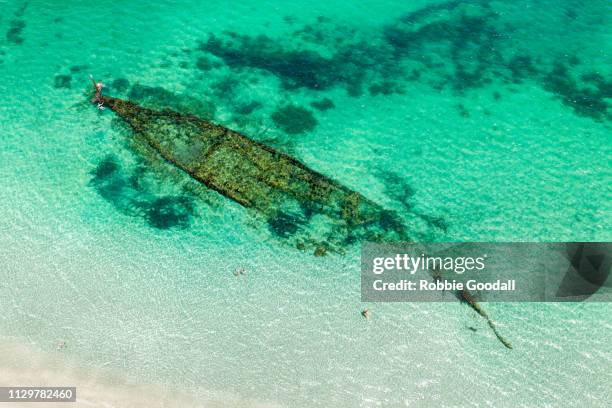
[{"left": 0, "top": 341, "right": 280, "bottom": 408}]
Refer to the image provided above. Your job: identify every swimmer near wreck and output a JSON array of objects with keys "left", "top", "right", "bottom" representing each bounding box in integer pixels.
[{"left": 89, "top": 80, "right": 512, "bottom": 349}]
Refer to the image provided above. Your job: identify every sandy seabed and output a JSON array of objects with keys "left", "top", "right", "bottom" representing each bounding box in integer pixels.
[{"left": 0, "top": 342, "right": 279, "bottom": 408}]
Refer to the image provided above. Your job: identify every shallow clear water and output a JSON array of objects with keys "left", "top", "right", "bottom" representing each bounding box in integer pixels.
[{"left": 1, "top": 0, "right": 611, "bottom": 407}]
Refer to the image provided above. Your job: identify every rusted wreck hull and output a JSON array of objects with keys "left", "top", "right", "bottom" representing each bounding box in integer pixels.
[{"left": 101, "top": 96, "right": 408, "bottom": 251}]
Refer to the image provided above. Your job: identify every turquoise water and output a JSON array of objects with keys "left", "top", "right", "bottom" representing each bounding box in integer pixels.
[{"left": 1, "top": 0, "right": 611, "bottom": 406}]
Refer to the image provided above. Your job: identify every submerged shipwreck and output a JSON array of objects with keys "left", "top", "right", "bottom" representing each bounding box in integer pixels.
[
  {"left": 94, "top": 88, "right": 511, "bottom": 349},
  {"left": 98, "top": 93, "right": 408, "bottom": 253}
]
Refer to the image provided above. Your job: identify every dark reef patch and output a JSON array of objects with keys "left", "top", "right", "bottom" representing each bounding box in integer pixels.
[
  {"left": 271, "top": 104, "right": 318, "bottom": 134},
  {"left": 197, "top": 29, "right": 396, "bottom": 96},
  {"left": 397, "top": 0, "right": 464, "bottom": 24},
  {"left": 191, "top": 0, "right": 610, "bottom": 122},
  {"left": 195, "top": 56, "right": 220, "bottom": 71},
  {"left": 199, "top": 33, "right": 335, "bottom": 90},
  {"left": 456, "top": 103, "right": 470, "bottom": 117},
  {"left": 54, "top": 74, "right": 72, "bottom": 89},
  {"left": 235, "top": 101, "right": 262, "bottom": 115},
  {"left": 310, "top": 98, "right": 335, "bottom": 111},
  {"left": 146, "top": 196, "right": 194, "bottom": 230},
  {"left": 14, "top": 2, "right": 29, "bottom": 17},
  {"left": 375, "top": 209, "right": 408, "bottom": 238},
  {"left": 69, "top": 65, "right": 88, "bottom": 73},
  {"left": 90, "top": 155, "right": 195, "bottom": 230},
  {"left": 209, "top": 76, "right": 240, "bottom": 101},
  {"left": 128, "top": 84, "right": 216, "bottom": 119},
  {"left": 377, "top": 169, "right": 448, "bottom": 233},
  {"left": 283, "top": 15, "right": 297, "bottom": 25},
  {"left": 6, "top": 20, "right": 26, "bottom": 44},
  {"left": 267, "top": 211, "right": 306, "bottom": 238},
  {"left": 506, "top": 55, "right": 537, "bottom": 84},
  {"left": 90, "top": 156, "right": 137, "bottom": 214},
  {"left": 418, "top": 213, "right": 449, "bottom": 233},
  {"left": 110, "top": 78, "right": 130, "bottom": 93},
  {"left": 382, "top": 1, "right": 508, "bottom": 93},
  {"left": 540, "top": 62, "right": 611, "bottom": 121},
  {"left": 195, "top": 2, "right": 509, "bottom": 98},
  {"left": 369, "top": 81, "right": 404, "bottom": 96},
  {"left": 93, "top": 157, "right": 119, "bottom": 178},
  {"left": 378, "top": 170, "right": 416, "bottom": 212}
]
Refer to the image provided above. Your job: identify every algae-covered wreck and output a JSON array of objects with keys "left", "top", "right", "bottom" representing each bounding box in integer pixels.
[{"left": 98, "top": 93, "right": 408, "bottom": 253}]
